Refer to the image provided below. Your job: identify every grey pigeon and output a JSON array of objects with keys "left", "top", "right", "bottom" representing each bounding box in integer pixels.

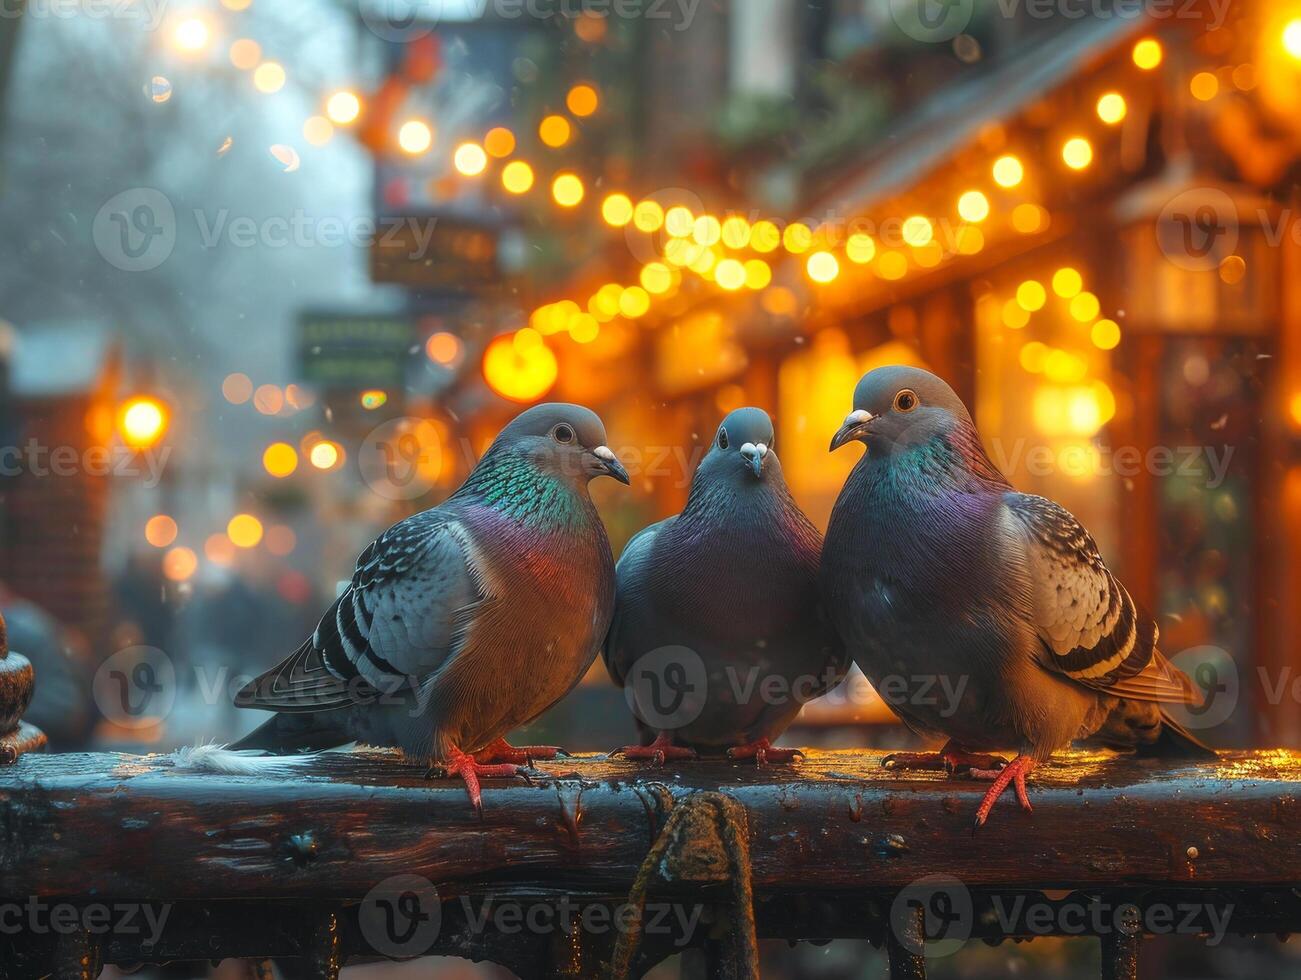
[
  {"left": 821, "top": 367, "right": 1211, "bottom": 826},
  {"left": 232, "top": 403, "right": 629, "bottom": 810},
  {"left": 604, "top": 407, "right": 849, "bottom": 765}
]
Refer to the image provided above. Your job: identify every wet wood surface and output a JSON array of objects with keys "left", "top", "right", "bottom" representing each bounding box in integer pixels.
[{"left": 0, "top": 748, "right": 1297, "bottom": 901}]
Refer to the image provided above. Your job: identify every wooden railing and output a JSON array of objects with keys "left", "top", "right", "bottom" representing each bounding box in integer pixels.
[{"left": 0, "top": 747, "right": 1298, "bottom": 978}]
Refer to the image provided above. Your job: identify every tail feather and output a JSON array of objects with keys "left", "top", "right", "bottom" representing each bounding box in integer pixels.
[
  {"left": 226, "top": 712, "right": 351, "bottom": 754},
  {"left": 1138, "top": 709, "right": 1217, "bottom": 759}
]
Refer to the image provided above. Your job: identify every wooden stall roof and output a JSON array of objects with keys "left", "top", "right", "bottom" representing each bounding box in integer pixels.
[{"left": 1, "top": 748, "right": 1298, "bottom": 901}]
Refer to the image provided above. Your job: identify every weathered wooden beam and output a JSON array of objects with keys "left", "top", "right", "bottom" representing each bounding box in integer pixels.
[{"left": 0, "top": 749, "right": 1297, "bottom": 902}]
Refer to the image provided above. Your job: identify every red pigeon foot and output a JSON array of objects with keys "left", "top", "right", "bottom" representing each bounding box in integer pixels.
[
  {"left": 971, "top": 755, "right": 1037, "bottom": 827},
  {"left": 615, "top": 731, "right": 696, "bottom": 767},
  {"left": 428, "top": 746, "right": 534, "bottom": 814},
  {"left": 883, "top": 742, "right": 1009, "bottom": 775},
  {"left": 727, "top": 738, "right": 803, "bottom": 765},
  {"left": 473, "top": 737, "right": 565, "bottom": 766}
]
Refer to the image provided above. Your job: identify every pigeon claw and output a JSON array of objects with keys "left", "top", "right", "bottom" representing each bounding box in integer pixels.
[
  {"left": 431, "top": 747, "right": 534, "bottom": 815},
  {"left": 473, "top": 738, "right": 566, "bottom": 766},
  {"left": 728, "top": 739, "right": 803, "bottom": 766},
  {"left": 615, "top": 732, "right": 696, "bottom": 768},
  {"left": 882, "top": 744, "right": 1009, "bottom": 776},
  {"left": 971, "top": 755, "right": 1036, "bottom": 828}
]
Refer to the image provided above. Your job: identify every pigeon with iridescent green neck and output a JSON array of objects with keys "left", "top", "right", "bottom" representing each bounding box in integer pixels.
[
  {"left": 821, "top": 366, "right": 1212, "bottom": 828},
  {"left": 232, "top": 403, "right": 629, "bottom": 811}
]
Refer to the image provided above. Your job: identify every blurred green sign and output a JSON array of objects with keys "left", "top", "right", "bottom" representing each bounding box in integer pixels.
[{"left": 298, "top": 312, "right": 413, "bottom": 388}]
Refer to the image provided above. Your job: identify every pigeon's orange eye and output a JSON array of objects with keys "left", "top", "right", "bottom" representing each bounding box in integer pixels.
[
  {"left": 717, "top": 428, "right": 729, "bottom": 449},
  {"left": 893, "top": 389, "right": 919, "bottom": 413},
  {"left": 552, "top": 423, "right": 575, "bottom": 444}
]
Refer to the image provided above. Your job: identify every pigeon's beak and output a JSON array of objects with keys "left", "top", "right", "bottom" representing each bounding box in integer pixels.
[
  {"left": 829, "top": 410, "right": 874, "bottom": 451},
  {"left": 739, "top": 442, "right": 768, "bottom": 479},
  {"left": 591, "top": 445, "right": 631, "bottom": 485}
]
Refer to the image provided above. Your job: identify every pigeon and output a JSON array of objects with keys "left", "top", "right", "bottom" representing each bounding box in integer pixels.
[
  {"left": 821, "top": 366, "right": 1211, "bottom": 826},
  {"left": 231, "top": 403, "right": 629, "bottom": 811},
  {"left": 604, "top": 407, "right": 849, "bottom": 765}
]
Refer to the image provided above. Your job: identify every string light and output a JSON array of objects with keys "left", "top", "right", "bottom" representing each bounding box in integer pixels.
[
  {"left": 551, "top": 173, "right": 584, "bottom": 207},
  {"left": 1062, "top": 137, "right": 1093, "bottom": 170},
  {"left": 1132, "top": 38, "right": 1163, "bottom": 70},
  {"left": 902, "top": 216, "right": 934, "bottom": 247},
  {"left": 253, "top": 61, "right": 286, "bottom": 94},
  {"left": 633, "top": 200, "right": 664, "bottom": 232},
  {"left": 566, "top": 84, "right": 599, "bottom": 117},
  {"left": 539, "top": 115, "right": 571, "bottom": 148},
  {"left": 501, "top": 160, "right": 534, "bottom": 194},
  {"left": 326, "top": 90, "right": 361, "bottom": 125},
  {"left": 601, "top": 193, "right": 633, "bottom": 227},
  {"left": 398, "top": 120, "right": 433, "bottom": 155},
  {"left": 846, "top": 232, "right": 877, "bottom": 263},
  {"left": 453, "top": 142, "right": 487, "bottom": 176},
  {"left": 957, "top": 190, "right": 989, "bottom": 223},
  {"left": 484, "top": 127, "right": 515, "bottom": 157},
  {"left": 806, "top": 251, "right": 839, "bottom": 283},
  {"left": 993, "top": 155, "right": 1024, "bottom": 188},
  {"left": 1096, "top": 92, "right": 1127, "bottom": 124}
]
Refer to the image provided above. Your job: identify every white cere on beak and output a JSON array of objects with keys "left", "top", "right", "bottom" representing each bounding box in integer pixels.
[
  {"left": 593, "top": 445, "right": 616, "bottom": 462},
  {"left": 845, "top": 409, "right": 873, "bottom": 426},
  {"left": 740, "top": 442, "right": 758, "bottom": 455},
  {"left": 756, "top": 443, "right": 768, "bottom": 457}
]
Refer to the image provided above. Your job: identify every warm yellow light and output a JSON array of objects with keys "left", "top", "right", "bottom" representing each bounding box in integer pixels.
[
  {"left": 806, "top": 251, "right": 839, "bottom": 283},
  {"left": 784, "top": 223, "right": 813, "bottom": 254},
  {"left": 664, "top": 206, "right": 694, "bottom": 237},
  {"left": 538, "top": 114, "right": 571, "bottom": 148},
  {"left": 309, "top": 440, "right": 342, "bottom": 470},
  {"left": 1002, "top": 300, "right": 1030, "bottom": 329},
  {"left": 173, "top": 17, "right": 210, "bottom": 52},
  {"left": 846, "top": 232, "right": 877, "bottom": 263},
  {"left": 482, "top": 333, "right": 558, "bottom": 402},
  {"left": 1011, "top": 203, "right": 1047, "bottom": 234},
  {"left": 360, "top": 390, "right": 387, "bottom": 410},
  {"left": 902, "top": 215, "right": 934, "bottom": 247},
  {"left": 1132, "top": 38, "right": 1163, "bottom": 70},
  {"left": 956, "top": 225, "right": 984, "bottom": 254},
  {"left": 1052, "top": 267, "right": 1083, "bottom": 298},
  {"left": 688, "top": 247, "right": 716, "bottom": 275},
  {"left": 1285, "top": 20, "right": 1301, "bottom": 59},
  {"left": 1096, "top": 92, "right": 1127, "bottom": 125},
  {"left": 602, "top": 193, "right": 633, "bottom": 227},
  {"left": 551, "top": 172, "right": 584, "bottom": 207},
  {"left": 253, "top": 61, "right": 286, "bottom": 94},
  {"left": 1016, "top": 280, "right": 1047, "bottom": 312},
  {"left": 253, "top": 384, "right": 284, "bottom": 415},
  {"left": 1019, "top": 341, "right": 1048, "bottom": 373},
  {"left": 957, "top": 190, "right": 989, "bottom": 223},
  {"left": 566, "top": 314, "right": 597, "bottom": 344},
  {"left": 1190, "top": 72, "right": 1219, "bottom": 101},
  {"left": 144, "top": 515, "right": 178, "bottom": 549},
  {"left": 120, "top": 397, "right": 167, "bottom": 448},
  {"left": 1291, "top": 392, "right": 1301, "bottom": 427},
  {"left": 640, "top": 261, "right": 673, "bottom": 294},
  {"left": 1091, "top": 318, "right": 1122, "bottom": 350},
  {"left": 1219, "top": 254, "right": 1247, "bottom": 284},
  {"left": 263, "top": 442, "right": 298, "bottom": 478},
  {"left": 205, "top": 534, "right": 236, "bottom": 565},
  {"left": 513, "top": 327, "right": 543, "bottom": 354},
  {"left": 750, "top": 220, "right": 781, "bottom": 253},
  {"left": 633, "top": 200, "right": 665, "bottom": 232},
  {"left": 878, "top": 251, "right": 908, "bottom": 280},
  {"left": 326, "top": 90, "right": 361, "bottom": 124},
  {"left": 743, "top": 259, "right": 771, "bottom": 289},
  {"left": 566, "top": 83, "right": 599, "bottom": 117},
  {"left": 1044, "top": 349, "right": 1088, "bottom": 383},
  {"left": 993, "top": 155, "right": 1024, "bottom": 188},
  {"left": 303, "top": 116, "right": 333, "bottom": 146},
  {"left": 398, "top": 119, "right": 433, "bottom": 155},
  {"left": 1062, "top": 137, "right": 1093, "bottom": 170},
  {"left": 227, "top": 514, "right": 264, "bottom": 549},
  {"left": 163, "top": 547, "right": 197, "bottom": 582},
  {"left": 692, "top": 215, "right": 722, "bottom": 246},
  {"left": 453, "top": 142, "right": 488, "bottom": 176},
  {"left": 721, "top": 216, "right": 751, "bottom": 249},
  {"left": 229, "top": 38, "right": 261, "bottom": 70},
  {"left": 618, "top": 286, "right": 651, "bottom": 317},
  {"left": 483, "top": 126, "right": 515, "bottom": 158},
  {"left": 501, "top": 160, "right": 534, "bottom": 194},
  {"left": 221, "top": 0, "right": 251, "bottom": 9},
  {"left": 1070, "top": 291, "right": 1101, "bottom": 321},
  {"left": 714, "top": 258, "right": 746, "bottom": 291}
]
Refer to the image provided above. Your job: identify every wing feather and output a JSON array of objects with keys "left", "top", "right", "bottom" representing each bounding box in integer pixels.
[
  {"left": 235, "top": 511, "right": 483, "bottom": 711},
  {"left": 1004, "top": 493, "right": 1196, "bottom": 705}
]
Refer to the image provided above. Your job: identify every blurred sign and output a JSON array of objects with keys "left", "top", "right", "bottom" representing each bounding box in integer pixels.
[
  {"left": 369, "top": 215, "right": 499, "bottom": 289},
  {"left": 298, "top": 312, "right": 413, "bottom": 388}
]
